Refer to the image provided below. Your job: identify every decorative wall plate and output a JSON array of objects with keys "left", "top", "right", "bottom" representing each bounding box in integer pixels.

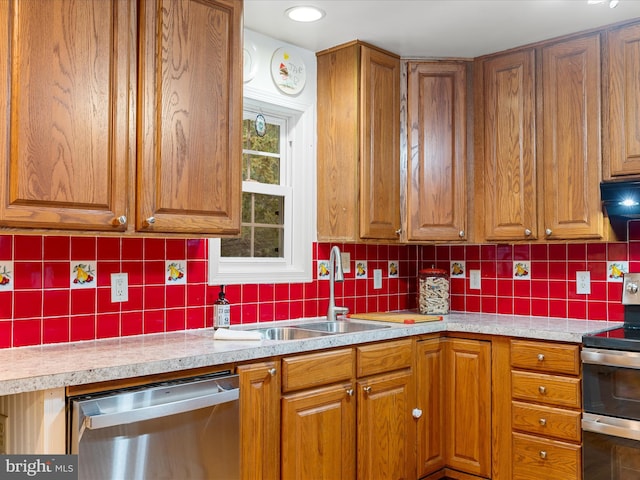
[
  {"left": 243, "top": 41, "right": 258, "bottom": 83},
  {"left": 270, "top": 47, "right": 306, "bottom": 95}
]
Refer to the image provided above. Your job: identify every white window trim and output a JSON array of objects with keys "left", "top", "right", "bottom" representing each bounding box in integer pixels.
[{"left": 208, "top": 87, "right": 315, "bottom": 285}]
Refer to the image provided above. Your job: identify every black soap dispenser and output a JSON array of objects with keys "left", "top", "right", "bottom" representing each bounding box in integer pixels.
[{"left": 214, "top": 285, "right": 231, "bottom": 328}]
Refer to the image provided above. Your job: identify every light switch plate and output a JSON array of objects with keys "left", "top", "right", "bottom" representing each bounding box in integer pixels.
[
  {"left": 373, "top": 269, "right": 382, "bottom": 289},
  {"left": 341, "top": 252, "right": 351, "bottom": 273},
  {"left": 469, "top": 270, "right": 481, "bottom": 290}
]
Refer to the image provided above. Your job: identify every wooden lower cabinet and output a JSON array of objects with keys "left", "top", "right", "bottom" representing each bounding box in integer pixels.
[
  {"left": 416, "top": 338, "right": 446, "bottom": 477},
  {"left": 237, "top": 361, "right": 280, "bottom": 480},
  {"left": 512, "top": 432, "right": 581, "bottom": 480},
  {"left": 281, "top": 382, "right": 356, "bottom": 479},
  {"left": 444, "top": 338, "right": 492, "bottom": 478},
  {"left": 357, "top": 369, "right": 416, "bottom": 480}
]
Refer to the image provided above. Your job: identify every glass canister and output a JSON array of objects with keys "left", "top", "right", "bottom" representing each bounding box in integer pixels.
[{"left": 417, "top": 267, "right": 450, "bottom": 314}]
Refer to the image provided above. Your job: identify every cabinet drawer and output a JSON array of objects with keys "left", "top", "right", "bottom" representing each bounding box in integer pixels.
[
  {"left": 511, "top": 340, "right": 580, "bottom": 375},
  {"left": 282, "top": 348, "right": 354, "bottom": 392},
  {"left": 512, "top": 432, "right": 581, "bottom": 480},
  {"left": 511, "top": 371, "right": 581, "bottom": 408},
  {"left": 356, "top": 339, "right": 413, "bottom": 377},
  {"left": 511, "top": 401, "right": 581, "bottom": 442}
]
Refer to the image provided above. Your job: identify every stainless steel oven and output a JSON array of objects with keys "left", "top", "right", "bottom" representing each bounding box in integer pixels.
[
  {"left": 68, "top": 372, "right": 239, "bottom": 480},
  {"left": 582, "top": 347, "right": 640, "bottom": 479},
  {"left": 582, "top": 273, "right": 640, "bottom": 479}
]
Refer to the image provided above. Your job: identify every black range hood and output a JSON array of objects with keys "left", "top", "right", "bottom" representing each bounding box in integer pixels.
[{"left": 601, "top": 180, "right": 640, "bottom": 240}]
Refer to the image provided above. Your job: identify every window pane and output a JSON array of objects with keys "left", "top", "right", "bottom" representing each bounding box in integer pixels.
[
  {"left": 241, "top": 192, "right": 252, "bottom": 223},
  {"left": 254, "top": 194, "right": 283, "bottom": 225},
  {"left": 243, "top": 153, "right": 280, "bottom": 184},
  {"left": 221, "top": 226, "right": 252, "bottom": 257},
  {"left": 254, "top": 227, "right": 283, "bottom": 258},
  {"left": 243, "top": 118, "right": 280, "bottom": 153}
]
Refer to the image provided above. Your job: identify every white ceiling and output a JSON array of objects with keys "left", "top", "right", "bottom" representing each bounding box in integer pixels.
[{"left": 244, "top": 0, "right": 640, "bottom": 58}]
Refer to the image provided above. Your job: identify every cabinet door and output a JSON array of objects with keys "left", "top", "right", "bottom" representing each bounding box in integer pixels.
[
  {"left": 359, "top": 46, "right": 401, "bottom": 240},
  {"left": 444, "top": 338, "right": 492, "bottom": 478},
  {"left": 606, "top": 22, "right": 640, "bottom": 178},
  {"left": 316, "top": 43, "right": 360, "bottom": 242},
  {"left": 138, "top": 0, "right": 242, "bottom": 234},
  {"left": 281, "top": 383, "right": 356, "bottom": 480},
  {"left": 407, "top": 62, "right": 467, "bottom": 241},
  {"left": 482, "top": 50, "right": 537, "bottom": 241},
  {"left": 237, "top": 361, "right": 280, "bottom": 480},
  {"left": 357, "top": 370, "right": 416, "bottom": 480},
  {"left": 416, "top": 338, "right": 445, "bottom": 477},
  {"left": 0, "top": 0, "right": 133, "bottom": 231},
  {"left": 541, "top": 34, "right": 603, "bottom": 240}
]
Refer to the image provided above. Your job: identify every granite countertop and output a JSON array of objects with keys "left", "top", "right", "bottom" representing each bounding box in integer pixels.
[{"left": 0, "top": 312, "right": 620, "bottom": 396}]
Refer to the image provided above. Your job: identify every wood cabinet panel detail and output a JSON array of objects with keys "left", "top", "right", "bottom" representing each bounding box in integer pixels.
[{"left": 406, "top": 61, "right": 467, "bottom": 241}]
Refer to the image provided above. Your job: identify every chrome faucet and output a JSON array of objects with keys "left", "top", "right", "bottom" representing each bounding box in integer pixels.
[{"left": 327, "top": 246, "right": 349, "bottom": 321}]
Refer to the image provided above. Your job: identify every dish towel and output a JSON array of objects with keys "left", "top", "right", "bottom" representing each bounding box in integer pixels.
[{"left": 213, "top": 328, "right": 262, "bottom": 341}]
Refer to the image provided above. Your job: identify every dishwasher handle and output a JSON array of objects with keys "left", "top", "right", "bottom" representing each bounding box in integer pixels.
[{"left": 84, "top": 386, "right": 239, "bottom": 431}]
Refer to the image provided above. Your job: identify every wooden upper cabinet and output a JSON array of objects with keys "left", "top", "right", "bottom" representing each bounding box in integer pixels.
[
  {"left": 605, "top": 21, "right": 640, "bottom": 178},
  {"left": 482, "top": 50, "right": 537, "bottom": 241},
  {"left": 0, "top": 0, "right": 134, "bottom": 231},
  {"left": 137, "top": 0, "right": 242, "bottom": 234},
  {"left": 541, "top": 33, "right": 603, "bottom": 240},
  {"left": 317, "top": 41, "right": 401, "bottom": 242},
  {"left": 407, "top": 62, "right": 467, "bottom": 242}
]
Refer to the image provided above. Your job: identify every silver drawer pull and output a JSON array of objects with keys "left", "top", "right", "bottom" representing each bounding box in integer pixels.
[
  {"left": 539, "top": 418, "right": 547, "bottom": 426},
  {"left": 346, "top": 388, "right": 354, "bottom": 397},
  {"left": 363, "top": 386, "right": 372, "bottom": 394},
  {"left": 539, "top": 450, "right": 547, "bottom": 459},
  {"left": 537, "top": 353, "right": 545, "bottom": 362},
  {"left": 268, "top": 368, "right": 277, "bottom": 376},
  {"left": 538, "top": 386, "right": 547, "bottom": 394}
]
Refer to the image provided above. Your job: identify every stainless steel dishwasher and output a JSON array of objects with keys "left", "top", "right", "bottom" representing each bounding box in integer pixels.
[{"left": 68, "top": 372, "right": 239, "bottom": 480}]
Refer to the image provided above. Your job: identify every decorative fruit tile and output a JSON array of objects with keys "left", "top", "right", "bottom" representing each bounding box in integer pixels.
[
  {"left": 317, "top": 260, "right": 330, "bottom": 280},
  {"left": 355, "top": 260, "right": 368, "bottom": 279},
  {"left": 0, "top": 261, "right": 13, "bottom": 291},
  {"left": 388, "top": 260, "right": 399, "bottom": 278},
  {"left": 607, "top": 261, "right": 628, "bottom": 282},
  {"left": 166, "top": 260, "right": 187, "bottom": 285},
  {"left": 513, "top": 261, "right": 531, "bottom": 280},
  {"left": 451, "top": 261, "right": 465, "bottom": 278},
  {"left": 70, "top": 261, "right": 97, "bottom": 289}
]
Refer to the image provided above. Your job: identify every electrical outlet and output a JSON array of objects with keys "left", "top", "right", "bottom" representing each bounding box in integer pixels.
[
  {"left": 341, "top": 252, "right": 351, "bottom": 273},
  {"left": 373, "top": 269, "right": 382, "bottom": 289},
  {"left": 111, "top": 273, "right": 129, "bottom": 302},
  {"left": 470, "top": 270, "right": 481, "bottom": 290},
  {"left": 576, "top": 271, "right": 591, "bottom": 295},
  {"left": 0, "top": 413, "right": 7, "bottom": 454}
]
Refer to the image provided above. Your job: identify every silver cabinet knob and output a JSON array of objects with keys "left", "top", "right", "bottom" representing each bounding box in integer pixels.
[
  {"left": 268, "top": 368, "right": 277, "bottom": 376},
  {"left": 346, "top": 388, "right": 354, "bottom": 397},
  {"left": 537, "top": 353, "right": 545, "bottom": 362},
  {"left": 627, "top": 283, "right": 639, "bottom": 294},
  {"left": 146, "top": 217, "right": 156, "bottom": 226},
  {"left": 538, "top": 386, "right": 547, "bottom": 395},
  {"left": 539, "top": 418, "right": 547, "bottom": 426},
  {"left": 395, "top": 228, "right": 402, "bottom": 236},
  {"left": 545, "top": 228, "right": 552, "bottom": 236},
  {"left": 539, "top": 451, "right": 547, "bottom": 459},
  {"left": 116, "top": 215, "right": 127, "bottom": 225},
  {"left": 459, "top": 230, "right": 465, "bottom": 238},
  {"left": 363, "top": 386, "right": 372, "bottom": 394},
  {"left": 524, "top": 228, "right": 532, "bottom": 236},
  {"left": 412, "top": 408, "right": 423, "bottom": 419}
]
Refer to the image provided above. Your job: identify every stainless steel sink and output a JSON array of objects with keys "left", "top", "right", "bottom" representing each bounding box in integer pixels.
[
  {"left": 249, "top": 326, "right": 331, "bottom": 340},
  {"left": 297, "top": 321, "right": 390, "bottom": 334}
]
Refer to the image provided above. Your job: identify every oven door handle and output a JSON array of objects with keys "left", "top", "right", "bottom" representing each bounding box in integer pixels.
[
  {"left": 82, "top": 387, "right": 239, "bottom": 431},
  {"left": 583, "top": 413, "right": 640, "bottom": 442},
  {"left": 581, "top": 348, "right": 640, "bottom": 369}
]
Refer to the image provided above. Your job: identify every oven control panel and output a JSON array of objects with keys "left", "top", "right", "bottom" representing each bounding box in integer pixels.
[{"left": 623, "top": 273, "right": 640, "bottom": 305}]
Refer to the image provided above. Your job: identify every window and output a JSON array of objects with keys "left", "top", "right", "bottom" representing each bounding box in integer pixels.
[{"left": 208, "top": 96, "right": 314, "bottom": 284}]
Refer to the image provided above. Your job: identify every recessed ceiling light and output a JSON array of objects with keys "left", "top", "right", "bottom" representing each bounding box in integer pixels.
[{"left": 285, "top": 6, "right": 325, "bottom": 23}]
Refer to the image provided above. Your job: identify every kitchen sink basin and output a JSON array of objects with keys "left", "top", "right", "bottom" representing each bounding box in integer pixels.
[
  {"left": 297, "top": 321, "right": 391, "bottom": 334},
  {"left": 249, "top": 326, "right": 331, "bottom": 341}
]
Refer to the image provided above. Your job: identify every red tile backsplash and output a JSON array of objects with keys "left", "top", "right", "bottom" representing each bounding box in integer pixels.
[{"left": 0, "top": 231, "right": 637, "bottom": 348}]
